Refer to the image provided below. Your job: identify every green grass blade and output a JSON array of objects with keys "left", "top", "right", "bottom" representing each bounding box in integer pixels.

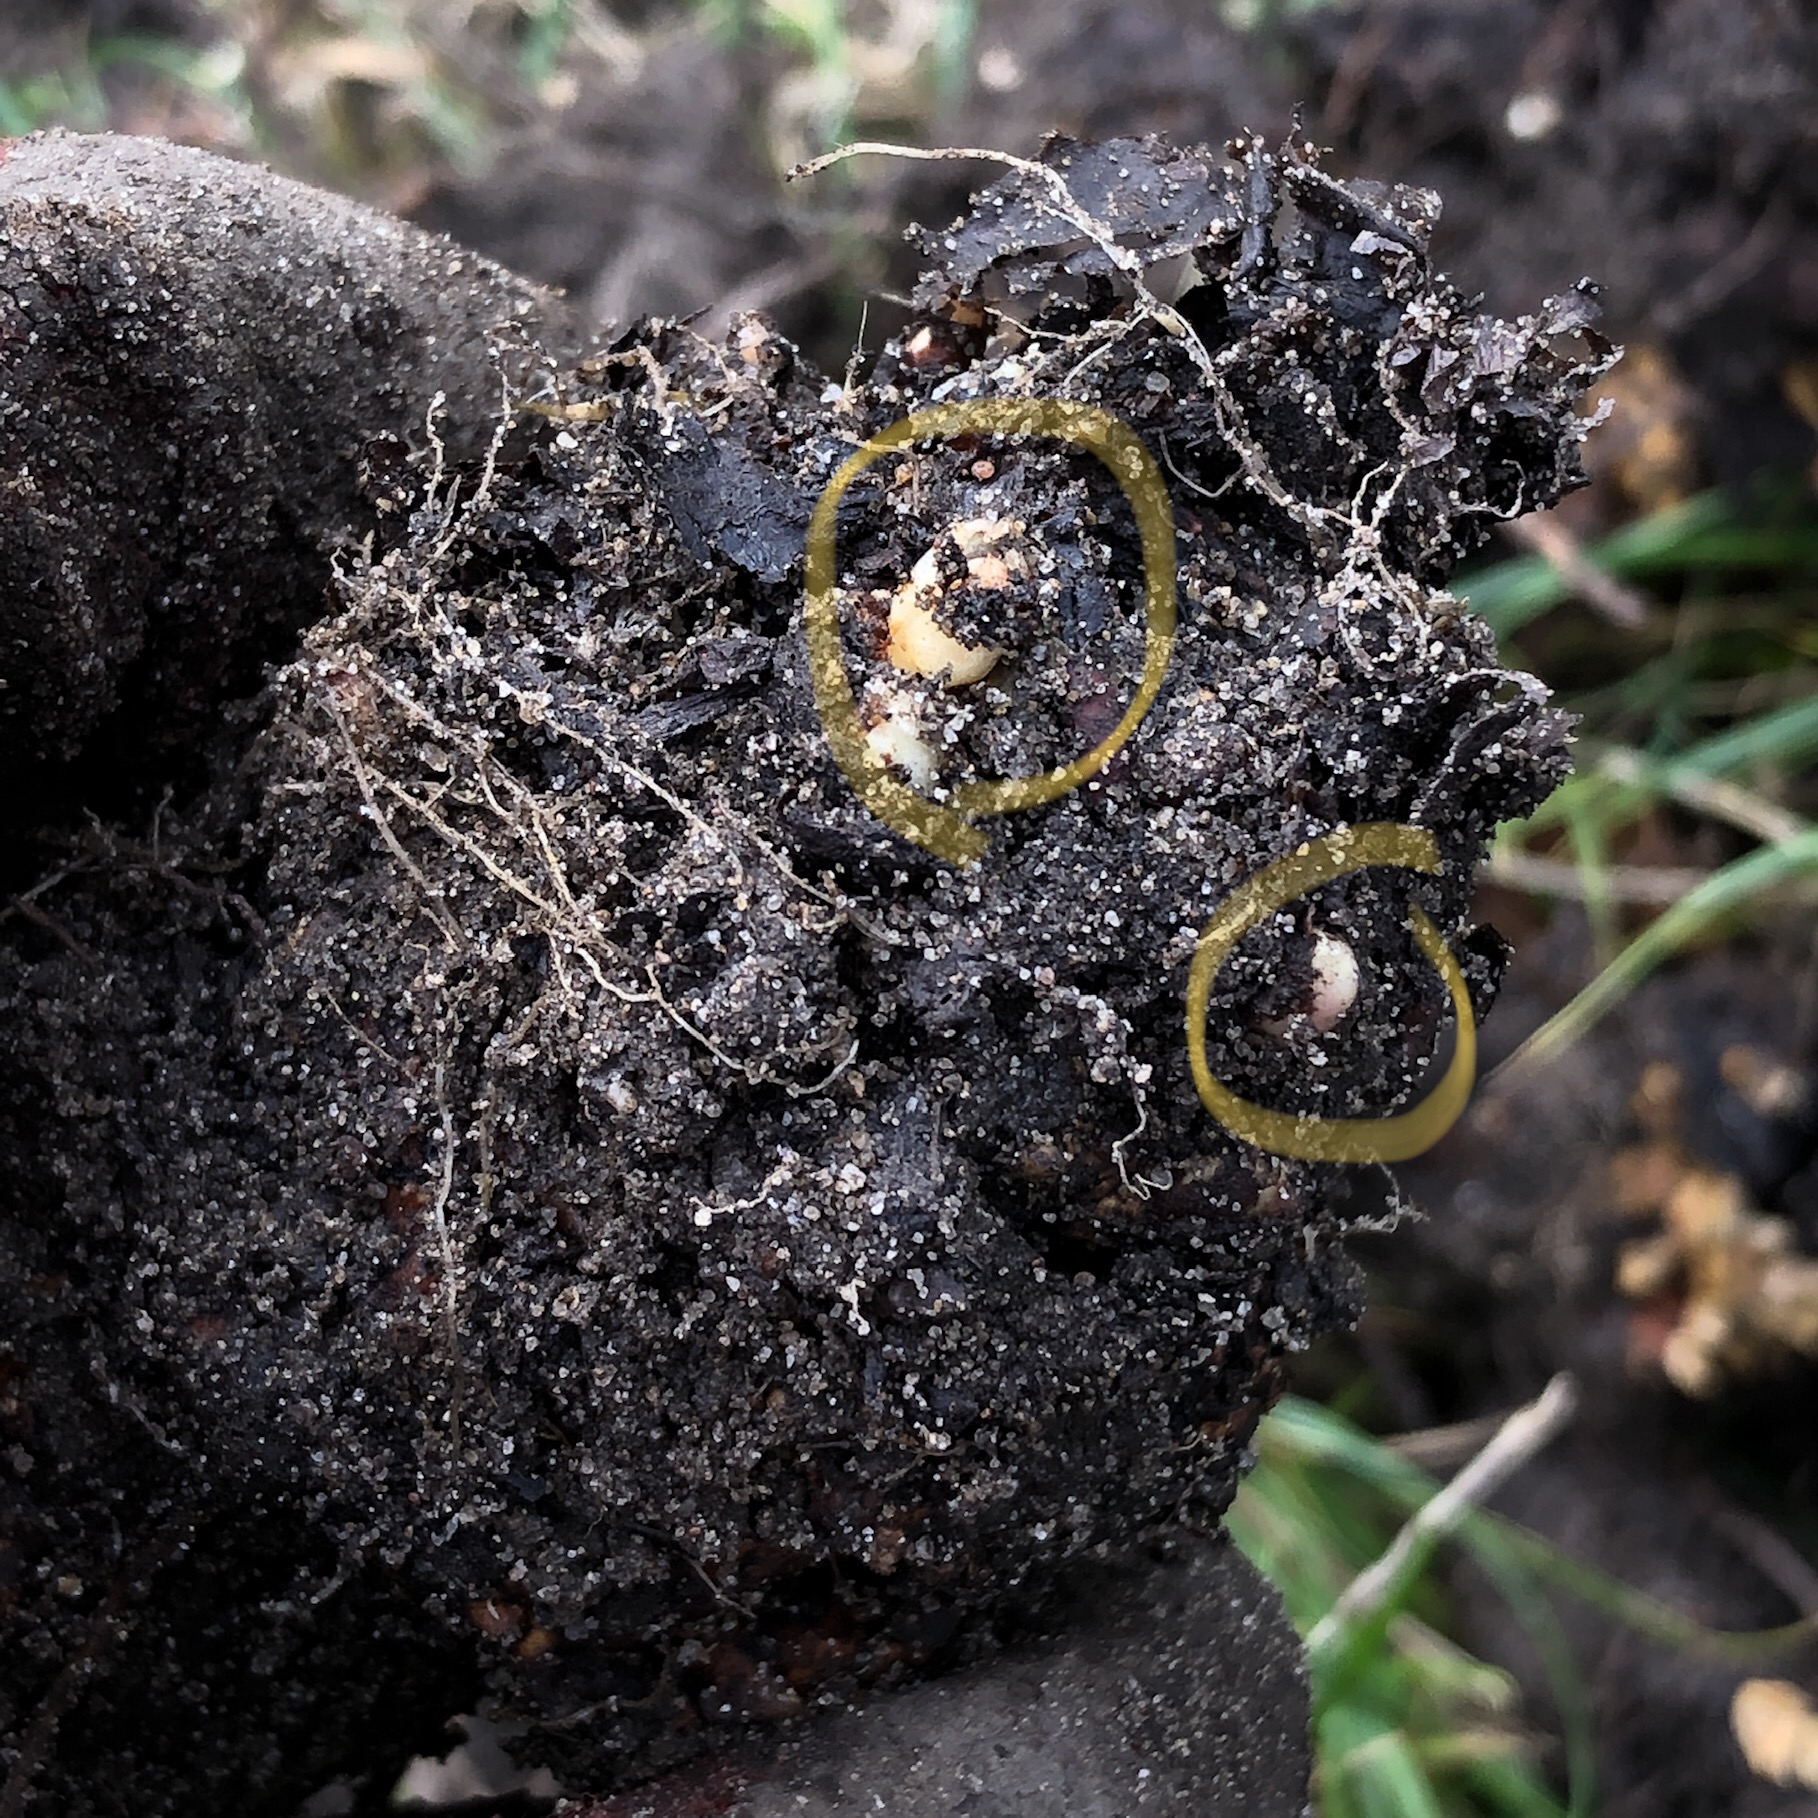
[
  {"left": 1460, "top": 491, "right": 1818, "bottom": 639},
  {"left": 1501, "top": 825, "right": 1818, "bottom": 1072},
  {"left": 1515, "top": 691, "right": 1818, "bottom": 840},
  {"left": 1454, "top": 1751, "right": 1575, "bottom": 1818},
  {"left": 1323, "top": 1708, "right": 1448, "bottom": 1818},
  {"left": 1263, "top": 1395, "right": 1818, "bottom": 1664},
  {"left": 516, "top": 0, "right": 575, "bottom": 88}
]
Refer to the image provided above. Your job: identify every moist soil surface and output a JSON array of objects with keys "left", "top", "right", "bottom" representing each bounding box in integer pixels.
[{"left": 395, "top": 3, "right": 1818, "bottom": 1805}]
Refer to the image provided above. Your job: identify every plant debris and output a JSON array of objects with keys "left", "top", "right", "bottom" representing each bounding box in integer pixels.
[
  {"left": 1612, "top": 1058, "right": 1818, "bottom": 1395},
  {"left": 1733, "top": 1678, "right": 1818, "bottom": 1792}
]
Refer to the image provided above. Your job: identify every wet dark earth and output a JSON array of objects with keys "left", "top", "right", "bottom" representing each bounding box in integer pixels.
[{"left": 404, "top": 0, "right": 1818, "bottom": 497}]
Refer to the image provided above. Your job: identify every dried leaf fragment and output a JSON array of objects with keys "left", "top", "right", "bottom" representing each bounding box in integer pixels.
[
  {"left": 1732, "top": 1678, "right": 1818, "bottom": 1788},
  {"left": 1610, "top": 1067, "right": 1818, "bottom": 1393}
]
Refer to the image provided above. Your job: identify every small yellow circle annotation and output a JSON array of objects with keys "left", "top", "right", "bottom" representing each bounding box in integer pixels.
[
  {"left": 803, "top": 398, "right": 1177, "bottom": 866},
  {"left": 1185, "top": 824, "right": 1477, "bottom": 1164}
]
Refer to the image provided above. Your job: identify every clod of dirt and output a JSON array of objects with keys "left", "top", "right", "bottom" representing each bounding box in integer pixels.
[
  {"left": 404, "top": 0, "right": 1816, "bottom": 487},
  {"left": 1, "top": 131, "right": 1608, "bottom": 1811},
  {"left": 0, "top": 130, "right": 579, "bottom": 802},
  {"left": 563, "top": 1539, "right": 1309, "bottom": 1817}
]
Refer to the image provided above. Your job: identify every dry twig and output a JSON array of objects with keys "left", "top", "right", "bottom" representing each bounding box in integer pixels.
[{"left": 1307, "top": 1374, "right": 1580, "bottom": 1654}]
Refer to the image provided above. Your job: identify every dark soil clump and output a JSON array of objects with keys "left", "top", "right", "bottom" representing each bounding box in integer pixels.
[
  {"left": 0, "top": 131, "right": 578, "bottom": 817},
  {"left": 410, "top": 0, "right": 1817, "bottom": 490},
  {"left": 2, "top": 131, "right": 1605, "bottom": 1810}
]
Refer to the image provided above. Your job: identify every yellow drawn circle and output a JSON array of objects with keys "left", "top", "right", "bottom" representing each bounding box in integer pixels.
[
  {"left": 804, "top": 398, "right": 1177, "bottom": 866},
  {"left": 1185, "top": 823, "right": 1477, "bottom": 1164}
]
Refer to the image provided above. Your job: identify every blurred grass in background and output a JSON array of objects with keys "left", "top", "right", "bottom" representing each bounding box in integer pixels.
[
  {"left": 1230, "top": 1391, "right": 1818, "bottom": 1817},
  {"left": 1231, "top": 1393, "right": 1589, "bottom": 1818},
  {"left": 6, "top": 7, "right": 1816, "bottom": 1814},
  {"left": 1243, "top": 394, "right": 1818, "bottom": 1813},
  {"left": 0, "top": 1, "right": 977, "bottom": 191},
  {"left": 1468, "top": 483, "right": 1818, "bottom": 1076}
]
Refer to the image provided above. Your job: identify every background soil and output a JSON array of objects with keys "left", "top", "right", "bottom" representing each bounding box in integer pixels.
[
  {"left": 10, "top": 0, "right": 1814, "bottom": 494},
  {"left": 414, "top": 0, "right": 1818, "bottom": 499}
]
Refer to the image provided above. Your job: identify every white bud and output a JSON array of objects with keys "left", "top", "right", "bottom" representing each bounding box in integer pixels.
[
  {"left": 884, "top": 589, "right": 1002, "bottom": 686},
  {"left": 863, "top": 709, "right": 938, "bottom": 789},
  {"left": 1308, "top": 932, "right": 1360, "bottom": 1033}
]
